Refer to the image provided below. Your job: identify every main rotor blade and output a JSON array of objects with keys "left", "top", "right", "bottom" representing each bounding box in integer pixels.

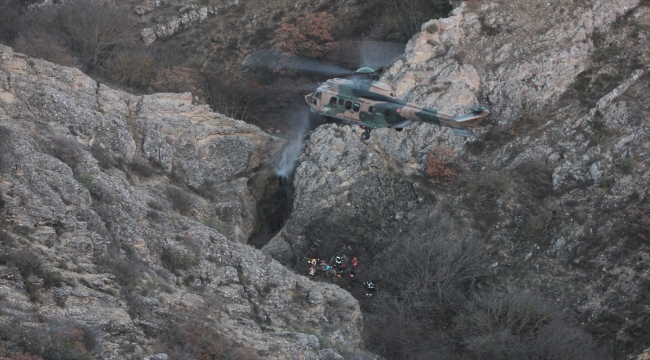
[
  {"left": 244, "top": 49, "right": 354, "bottom": 77},
  {"left": 358, "top": 41, "right": 406, "bottom": 70}
]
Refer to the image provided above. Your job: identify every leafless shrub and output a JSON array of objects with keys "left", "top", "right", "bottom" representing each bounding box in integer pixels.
[
  {"left": 47, "top": 135, "right": 84, "bottom": 172},
  {"left": 155, "top": 310, "right": 261, "bottom": 360},
  {"left": 272, "top": 12, "right": 335, "bottom": 59},
  {"left": 165, "top": 186, "right": 194, "bottom": 216},
  {"left": 89, "top": 142, "right": 115, "bottom": 169},
  {"left": 365, "top": 212, "right": 486, "bottom": 359},
  {"left": 149, "top": 65, "right": 204, "bottom": 97},
  {"left": 324, "top": 40, "right": 361, "bottom": 70},
  {"left": 9, "top": 248, "right": 44, "bottom": 278},
  {"left": 514, "top": 160, "right": 554, "bottom": 201},
  {"left": 0, "top": 0, "right": 23, "bottom": 44},
  {"left": 16, "top": 0, "right": 138, "bottom": 72},
  {"left": 425, "top": 145, "right": 455, "bottom": 185},
  {"left": 121, "top": 286, "right": 153, "bottom": 321},
  {"left": 94, "top": 240, "right": 144, "bottom": 286},
  {"left": 204, "top": 69, "right": 258, "bottom": 122},
  {"left": 455, "top": 290, "right": 606, "bottom": 359},
  {"left": 381, "top": 217, "right": 485, "bottom": 307},
  {"left": 378, "top": 0, "right": 452, "bottom": 42},
  {"left": 101, "top": 47, "right": 156, "bottom": 89},
  {"left": 14, "top": 32, "right": 76, "bottom": 67},
  {"left": 0, "top": 316, "right": 96, "bottom": 360},
  {"left": 160, "top": 247, "right": 197, "bottom": 275},
  {"left": 0, "top": 347, "right": 44, "bottom": 359},
  {"left": 0, "top": 126, "right": 15, "bottom": 172}
]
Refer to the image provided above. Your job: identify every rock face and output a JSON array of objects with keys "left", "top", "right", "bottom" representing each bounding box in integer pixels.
[
  {"left": 0, "top": 45, "right": 373, "bottom": 359},
  {"left": 139, "top": 0, "right": 240, "bottom": 44},
  {"left": 384, "top": 0, "right": 640, "bottom": 122},
  {"left": 266, "top": 0, "right": 650, "bottom": 357}
]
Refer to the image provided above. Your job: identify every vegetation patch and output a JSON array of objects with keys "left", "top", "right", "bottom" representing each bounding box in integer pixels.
[
  {"left": 160, "top": 246, "right": 198, "bottom": 275},
  {"left": 0, "top": 315, "right": 96, "bottom": 360},
  {"left": 94, "top": 240, "right": 145, "bottom": 286},
  {"left": 154, "top": 309, "right": 260, "bottom": 359},
  {"left": 165, "top": 186, "right": 195, "bottom": 216}
]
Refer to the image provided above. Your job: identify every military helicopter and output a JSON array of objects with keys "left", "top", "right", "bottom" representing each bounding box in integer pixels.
[{"left": 304, "top": 67, "right": 489, "bottom": 140}]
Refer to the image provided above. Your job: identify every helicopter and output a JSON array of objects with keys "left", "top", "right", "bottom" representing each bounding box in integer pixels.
[{"left": 304, "top": 67, "right": 490, "bottom": 140}]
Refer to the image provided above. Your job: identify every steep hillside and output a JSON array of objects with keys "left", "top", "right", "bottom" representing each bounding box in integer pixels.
[
  {"left": 0, "top": 45, "right": 374, "bottom": 359},
  {"left": 265, "top": 0, "right": 650, "bottom": 358}
]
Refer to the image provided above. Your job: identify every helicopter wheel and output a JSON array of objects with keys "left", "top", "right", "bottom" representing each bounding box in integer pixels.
[
  {"left": 395, "top": 128, "right": 403, "bottom": 132},
  {"left": 361, "top": 130, "right": 371, "bottom": 140}
]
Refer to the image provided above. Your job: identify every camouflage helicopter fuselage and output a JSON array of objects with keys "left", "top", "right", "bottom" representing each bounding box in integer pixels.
[{"left": 305, "top": 72, "right": 489, "bottom": 139}]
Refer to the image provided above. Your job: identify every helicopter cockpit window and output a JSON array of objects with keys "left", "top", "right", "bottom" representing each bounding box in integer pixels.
[
  {"left": 353, "top": 102, "right": 360, "bottom": 112},
  {"left": 330, "top": 97, "right": 337, "bottom": 105},
  {"left": 345, "top": 101, "right": 352, "bottom": 110},
  {"left": 338, "top": 98, "right": 344, "bottom": 106},
  {"left": 316, "top": 91, "right": 322, "bottom": 99},
  {"left": 369, "top": 106, "right": 374, "bottom": 113}
]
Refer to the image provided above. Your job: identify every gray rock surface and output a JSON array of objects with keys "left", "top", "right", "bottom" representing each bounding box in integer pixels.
[
  {"left": 265, "top": 0, "right": 650, "bottom": 356},
  {"left": 0, "top": 45, "right": 373, "bottom": 359}
]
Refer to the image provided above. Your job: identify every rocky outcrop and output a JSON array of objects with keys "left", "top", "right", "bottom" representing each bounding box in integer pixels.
[
  {"left": 140, "top": 1, "right": 240, "bottom": 45},
  {"left": 266, "top": 0, "right": 650, "bottom": 357},
  {"left": 0, "top": 45, "right": 373, "bottom": 359},
  {"left": 384, "top": 0, "right": 640, "bottom": 123}
]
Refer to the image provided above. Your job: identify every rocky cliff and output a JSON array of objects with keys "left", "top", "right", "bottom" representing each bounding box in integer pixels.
[
  {"left": 265, "top": 0, "right": 650, "bottom": 357},
  {"left": 0, "top": 45, "right": 374, "bottom": 359}
]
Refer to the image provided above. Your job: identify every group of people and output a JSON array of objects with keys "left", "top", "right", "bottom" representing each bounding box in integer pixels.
[
  {"left": 306, "top": 254, "right": 377, "bottom": 297},
  {"left": 307, "top": 254, "right": 360, "bottom": 279}
]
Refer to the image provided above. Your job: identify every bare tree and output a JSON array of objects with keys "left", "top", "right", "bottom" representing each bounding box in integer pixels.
[
  {"left": 365, "top": 211, "right": 486, "bottom": 358},
  {"left": 272, "top": 12, "right": 335, "bottom": 59},
  {"left": 380, "top": 212, "right": 485, "bottom": 308},
  {"left": 379, "top": 0, "right": 451, "bottom": 42},
  {"left": 17, "top": 0, "right": 137, "bottom": 71},
  {"left": 204, "top": 68, "right": 258, "bottom": 122},
  {"left": 57, "top": 1, "right": 137, "bottom": 70},
  {"left": 0, "top": 0, "right": 23, "bottom": 44}
]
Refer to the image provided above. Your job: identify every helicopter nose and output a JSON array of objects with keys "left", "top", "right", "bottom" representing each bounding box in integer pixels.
[{"left": 305, "top": 93, "right": 317, "bottom": 107}]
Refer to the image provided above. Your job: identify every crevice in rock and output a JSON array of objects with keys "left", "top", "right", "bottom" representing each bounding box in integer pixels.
[{"left": 247, "top": 172, "right": 293, "bottom": 249}]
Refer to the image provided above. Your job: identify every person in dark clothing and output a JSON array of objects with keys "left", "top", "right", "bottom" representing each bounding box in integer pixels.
[{"left": 364, "top": 281, "right": 376, "bottom": 296}]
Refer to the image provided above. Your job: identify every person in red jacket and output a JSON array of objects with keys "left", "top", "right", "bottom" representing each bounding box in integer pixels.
[{"left": 349, "top": 257, "right": 359, "bottom": 278}]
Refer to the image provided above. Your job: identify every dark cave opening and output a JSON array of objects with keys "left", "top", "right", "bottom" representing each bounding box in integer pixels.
[{"left": 247, "top": 175, "right": 293, "bottom": 249}]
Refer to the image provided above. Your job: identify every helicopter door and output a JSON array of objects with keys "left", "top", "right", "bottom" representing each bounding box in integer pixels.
[{"left": 344, "top": 100, "right": 359, "bottom": 121}]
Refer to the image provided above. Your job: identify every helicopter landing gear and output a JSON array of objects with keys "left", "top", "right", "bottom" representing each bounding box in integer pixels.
[{"left": 360, "top": 125, "right": 371, "bottom": 140}]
